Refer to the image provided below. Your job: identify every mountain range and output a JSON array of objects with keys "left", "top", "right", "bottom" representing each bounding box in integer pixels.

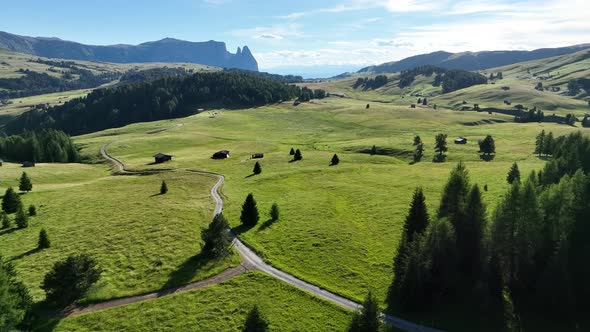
[
  {"left": 0, "top": 31, "right": 258, "bottom": 71},
  {"left": 358, "top": 44, "right": 590, "bottom": 74}
]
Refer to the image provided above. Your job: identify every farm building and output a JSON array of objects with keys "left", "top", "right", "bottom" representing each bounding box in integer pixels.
[
  {"left": 455, "top": 137, "right": 468, "bottom": 144},
  {"left": 212, "top": 150, "right": 230, "bottom": 159},
  {"left": 154, "top": 153, "right": 173, "bottom": 164},
  {"left": 22, "top": 161, "right": 35, "bottom": 167},
  {"left": 251, "top": 153, "right": 264, "bottom": 159}
]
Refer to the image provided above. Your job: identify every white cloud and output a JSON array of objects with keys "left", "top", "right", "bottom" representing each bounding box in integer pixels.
[{"left": 232, "top": 24, "right": 303, "bottom": 41}]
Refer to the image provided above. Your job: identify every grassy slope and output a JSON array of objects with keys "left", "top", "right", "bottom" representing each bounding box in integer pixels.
[
  {"left": 304, "top": 50, "right": 590, "bottom": 117},
  {"left": 41, "top": 272, "right": 352, "bottom": 332},
  {"left": 75, "top": 98, "right": 583, "bottom": 307},
  {"left": 0, "top": 162, "right": 239, "bottom": 302}
]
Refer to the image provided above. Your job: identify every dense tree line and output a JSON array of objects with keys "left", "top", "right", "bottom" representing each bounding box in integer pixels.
[
  {"left": 397, "top": 65, "right": 487, "bottom": 93},
  {"left": 567, "top": 78, "right": 590, "bottom": 96},
  {"left": 5, "top": 71, "right": 302, "bottom": 135},
  {"left": 389, "top": 132, "right": 590, "bottom": 327},
  {"left": 297, "top": 87, "right": 327, "bottom": 102},
  {"left": 0, "top": 129, "right": 79, "bottom": 162},
  {"left": 223, "top": 69, "right": 304, "bottom": 83},
  {"left": 515, "top": 107, "right": 544, "bottom": 123},
  {"left": 0, "top": 67, "right": 119, "bottom": 99},
  {"left": 353, "top": 75, "right": 388, "bottom": 90},
  {"left": 119, "top": 67, "right": 191, "bottom": 84}
]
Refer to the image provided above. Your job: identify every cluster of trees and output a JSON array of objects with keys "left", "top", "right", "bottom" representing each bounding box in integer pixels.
[
  {"left": 297, "top": 87, "right": 327, "bottom": 102},
  {"left": 0, "top": 66, "right": 119, "bottom": 99},
  {"left": 489, "top": 72, "right": 503, "bottom": 80},
  {"left": 119, "top": 67, "right": 191, "bottom": 84},
  {"left": 1, "top": 173, "right": 37, "bottom": 231},
  {"left": 534, "top": 130, "right": 556, "bottom": 157},
  {"left": 567, "top": 78, "right": 590, "bottom": 96},
  {"left": 564, "top": 113, "right": 577, "bottom": 126},
  {"left": 224, "top": 69, "right": 304, "bottom": 84},
  {"left": 6, "top": 71, "right": 303, "bottom": 135},
  {"left": 397, "top": 65, "right": 487, "bottom": 93},
  {"left": 582, "top": 115, "right": 590, "bottom": 128},
  {"left": 353, "top": 75, "right": 388, "bottom": 90},
  {"left": 0, "top": 129, "right": 79, "bottom": 163},
  {"left": 515, "top": 107, "right": 545, "bottom": 123},
  {"left": 390, "top": 132, "right": 590, "bottom": 324}
]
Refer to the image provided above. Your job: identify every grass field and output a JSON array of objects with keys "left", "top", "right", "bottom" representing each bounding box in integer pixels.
[
  {"left": 0, "top": 162, "right": 239, "bottom": 302},
  {"left": 39, "top": 272, "right": 352, "bottom": 332},
  {"left": 74, "top": 98, "right": 584, "bottom": 306}
]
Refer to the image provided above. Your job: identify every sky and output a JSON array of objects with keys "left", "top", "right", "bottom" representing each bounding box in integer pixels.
[{"left": 1, "top": 0, "right": 589, "bottom": 77}]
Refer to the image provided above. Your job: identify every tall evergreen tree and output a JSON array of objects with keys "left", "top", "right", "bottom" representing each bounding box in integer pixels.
[
  {"left": 404, "top": 188, "right": 430, "bottom": 243},
  {"left": 347, "top": 291, "right": 380, "bottom": 332},
  {"left": 253, "top": 162, "right": 262, "bottom": 175},
  {"left": 240, "top": 193, "right": 260, "bottom": 227},
  {"left": 434, "top": 133, "right": 448, "bottom": 161},
  {"left": 289, "top": 147, "right": 295, "bottom": 155},
  {"left": 2, "top": 187, "right": 22, "bottom": 214},
  {"left": 479, "top": 135, "right": 496, "bottom": 156},
  {"left": 18, "top": 172, "right": 33, "bottom": 192},
  {"left": 438, "top": 162, "right": 470, "bottom": 220},
  {"left": 160, "top": 180, "right": 168, "bottom": 195},
  {"left": 331, "top": 154, "right": 340, "bottom": 165},
  {"left": 535, "top": 130, "right": 546, "bottom": 156},
  {"left": 242, "top": 305, "right": 268, "bottom": 332},
  {"left": 293, "top": 149, "right": 302, "bottom": 161},
  {"left": 413, "top": 135, "right": 422, "bottom": 146},
  {"left": 38, "top": 229, "right": 51, "bottom": 249},
  {"left": 14, "top": 207, "right": 28, "bottom": 229},
  {"left": 543, "top": 131, "right": 555, "bottom": 156},
  {"left": 457, "top": 185, "right": 487, "bottom": 280},
  {"left": 507, "top": 162, "right": 521, "bottom": 184},
  {"left": 201, "top": 213, "right": 231, "bottom": 257}
]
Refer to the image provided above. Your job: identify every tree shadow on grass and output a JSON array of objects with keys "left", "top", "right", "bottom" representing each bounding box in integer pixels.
[
  {"left": 479, "top": 154, "right": 496, "bottom": 162},
  {"left": 257, "top": 218, "right": 277, "bottom": 232},
  {"left": 11, "top": 247, "right": 40, "bottom": 261},
  {"left": 0, "top": 227, "right": 16, "bottom": 236},
  {"left": 231, "top": 224, "right": 256, "bottom": 236},
  {"left": 163, "top": 252, "right": 215, "bottom": 289},
  {"left": 245, "top": 173, "right": 256, "bottom": 178}
]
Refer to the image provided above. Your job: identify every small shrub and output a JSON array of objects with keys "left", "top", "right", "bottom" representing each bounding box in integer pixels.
[
  {"left": 28, "top": 205, "right": 37, "bottom": 216},
  {"left": 253, "top": 162, "right": 262, "bottom": 175},
  {"left": 331, "top": 154, "right": 340, "bottom": 165},
  {"left": 1, "top": 212, "right": 10, "bottom": 229},
  {"left": 160, "top": 180, "right": 168, "bottom": 195},
  {"left": 14, "top": 207, "right": 28, "bottom": 229},
  {"left": 269, "top": 203, "right": 280, "bottom": 221},
  {"left": 38, "top": 229, "right": 51, "bottom": 249}
]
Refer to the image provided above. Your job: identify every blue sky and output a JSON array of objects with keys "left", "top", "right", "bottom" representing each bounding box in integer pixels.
[{"left": 1, "top": 0, "right": 588, "bottom": 76}]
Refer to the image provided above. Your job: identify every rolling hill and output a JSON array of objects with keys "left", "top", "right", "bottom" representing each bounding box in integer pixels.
[
  {"left": 0, "top": 31, "right": 258, "bottom": 71},
  {"left": 358, "top": 44, "right": 590, "bottom": 74}
]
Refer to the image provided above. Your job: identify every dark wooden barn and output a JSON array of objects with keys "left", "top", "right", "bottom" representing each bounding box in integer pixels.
[
  {"left": 22, "top": 161, "right": 35, "bottom": 167},
  {"left": 154, "top": 153, "right": 173, "bottom": 164},
  {"left": 212, "top": 150, "right": 230, "bottom": 159},
  {"left": 251, "top": 153, "right": 264, "bottom": 159},
  {"left": 454, "top": 137, "right": 468, "bottom": 144}
]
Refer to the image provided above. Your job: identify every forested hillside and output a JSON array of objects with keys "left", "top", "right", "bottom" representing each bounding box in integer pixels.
[{"left": 5, "top": 71, "right": 301, "bottom": 135}]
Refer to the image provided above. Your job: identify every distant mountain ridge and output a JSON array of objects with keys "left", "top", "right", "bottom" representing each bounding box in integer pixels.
[
  {"left": 0, "top": 31, "right": 258, "bottom": 71},
  {"left": 358, "top": 44, "right": 590, "bottom": 74}
]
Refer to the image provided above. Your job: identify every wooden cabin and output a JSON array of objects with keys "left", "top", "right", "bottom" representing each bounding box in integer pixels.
[
  {"left": 212, "top": 150, "right": 230, "bottom": 159},
  {"left": 251, "top": 153, "right": 264, "bottom": 159},
  {"left": 454, "top": 137, "right": 468, "bottom": 144},
  {"left": 22, "top": 161, "right": 35, "bottom": 167},
  {"left": 154, "top": 153, "right": 172, "bottom": 164}
]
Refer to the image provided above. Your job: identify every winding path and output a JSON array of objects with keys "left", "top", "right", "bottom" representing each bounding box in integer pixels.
[{"left": 84, "top": 142, "right": 441, "bottom": 332}]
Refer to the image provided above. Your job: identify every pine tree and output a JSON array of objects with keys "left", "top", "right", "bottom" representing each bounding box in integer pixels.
[
  {"left": 253, "top": 162, "right": 262, "bottom": 175},
  {"left": 413, "top": 135, "right": 422, "bottom": 146},
  {"left": 14, "top": 207, "right": 28, "bottom": 229},
  {"left": 422, "top": 97, "right": 428, "bottom": 106},
  {"left": 38, "top": 229, "right": 51, "bottom": 249},
  {"left": 201, "top": 213, "right": 231, "bottom": 257},
  {"left": 2, "top": 187, "right": 22, "bottom": 214},
  {"left": 457, "top": 185, "right": 487, "bottom": 280},
  {"left": 479, "top": 135, "right": 496, "bottom": 156},
  {"left": 414, "top": 143, "right": 424, "bottom": 163},
  {"left": 240, "top": 193, "right": 259, "bottom": 227},
  {"left": 18, "top": 172, "right": 33, "bottom": 193},
  {"left": 160, "top": 180, "right": 168, "bottom": 195},
  {"left": 535, "top": 130, "right": 546, "bottom": 156},
  {"left": 507, "top": 162, "right": 521, "bottom": 184},
  {"left": 434, "top": 133, "right": 448, "bottom": 161},
  {"left": 347, "top": 291, "right": 380, "bottom": 332},
  {"left": 370, "top": 145, "right": 377, "bottom": 155},
  {"left": 543, "top": 131, "right": 555, "bottom": 156},
  {"left": 404, "top": 188, "right": 430, "bottom": 243},
  {"left": 331, "top": 154, "right": 340, "bottom": 165},
  {"left": 293, "top": 149, "right": 302, "bottom": 161},
  {"left": 438, "top": 162, "right": 470, "bottom": 220},
  {"left": 269, "top": 203, "right": 280, "bottom": 221},
  {"left": 242, "top": 305, "right": 268, "bottom": 332},
  {"left": 289, "top": 147, "right": 295, "bottom": 155},
  {"left": 1, "top": 212, "right": 10, "bottom": 229},
  {"left": 28, "top": 205, "right": 36, "bottom": 216}
]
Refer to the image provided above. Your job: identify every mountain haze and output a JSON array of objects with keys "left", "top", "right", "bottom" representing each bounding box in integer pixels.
[
  {"left": 359, "top": 44, "right": 590, "bottom": 74},
  {"left": 0, "top": 31, "right": 258, "bottom": 71}
]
